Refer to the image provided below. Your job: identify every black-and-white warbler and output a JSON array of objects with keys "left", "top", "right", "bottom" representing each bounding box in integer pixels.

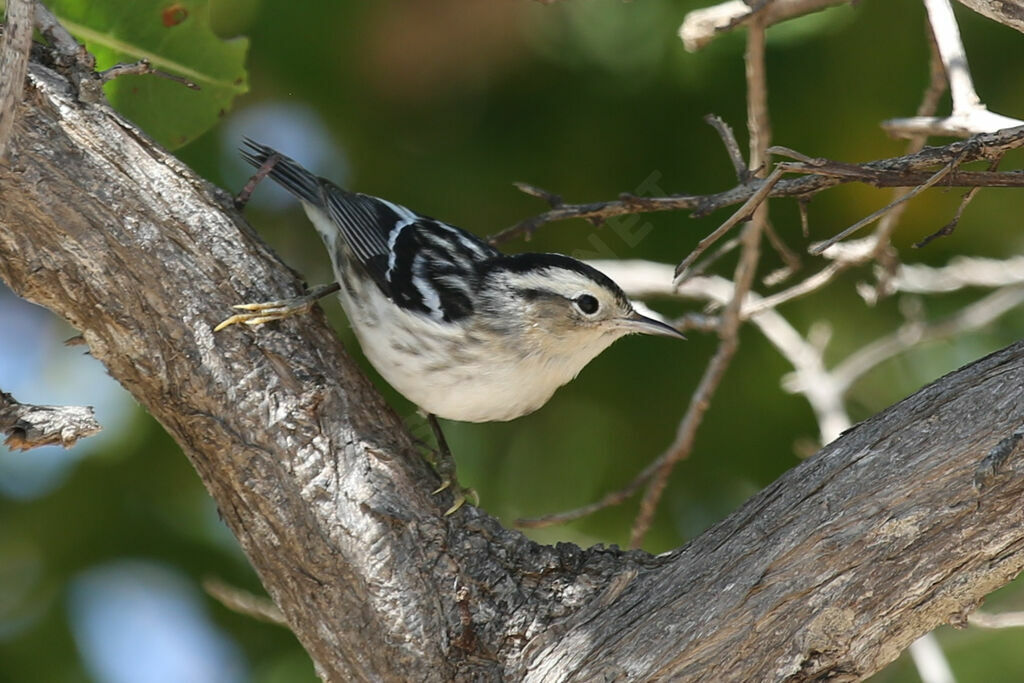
[{"left": 219, "top": 139, "right": 684, "bottom": 510}]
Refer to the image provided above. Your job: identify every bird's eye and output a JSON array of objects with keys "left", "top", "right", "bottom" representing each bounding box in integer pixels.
[{"left": 574, "top": 294, "right": 600, "bottom": 315}]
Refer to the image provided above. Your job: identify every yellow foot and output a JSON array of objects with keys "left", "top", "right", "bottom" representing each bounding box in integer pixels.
[
  {"left": 214, "top": 283, "right": 340, "bottom": 332},
  {"left": 433, "top": 480, "right": 479, "bottom": 515}
]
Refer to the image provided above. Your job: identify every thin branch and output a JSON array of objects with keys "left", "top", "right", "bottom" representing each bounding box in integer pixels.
[
  {"left": 679, "top": 0, "right": 853, "bottom": 52},
  {"left": 687, "top": 234, "right": 743, "bottom": 279},
  {"left": 866, "top": 26, "right": 949, "bottom": 298},
  {"left": 705, "top": 113, "right": 750, "bottom": 182},
  {"left": 931, "top": 0, "right": 981, "bottom": 114},
  {"left": 203, "top": 577, "right": 287, "bottom": 626},
  {"left": 808, "top": 155, "right": 963, "bottom": 255},
  {"left": 514, "top": 181, "right": 563, "bottom": 208},
  {"left": 100, "top": 58, "right": 200, "bottom": 90},
  {"left": 744, "top": 261, "right": 844, "bottom": 314},
  {"left": 761, "top": 219, "right": 802, "bottom": 284},
  {"left": 33, "top": 2, "right": 87, "bottom": 64},
  {"left": 908, "top": 635, "right": 957, "bottom": 683},
  {"left": 674, "top": 165, "right": 784, "bottom": 280},
  {"left": 489, "top": 125, "right": 1024, "bottom": 246},
  {"left": 831, "top": 287, "right": 1024, "bottom": 393},
  {"left": 746, "top": 19, "right": 772, "bottom": 172},
  {"left": 516, "top": 476, "right": 650, "bottom": 528},
  {"left": 630, "top": 19, "right": 772, "bottom": 549},
  {"left": 891, "top": 255, "right": 1024, "bottom": 293},
  {"left": 915, "top": 153, "right": 1003, "bottom": 247},
  {"left": 969, "top": 610, "right": 1024, "bottom": 629},
  {"left": 884, "top": 0, "right": 1024, "bottom": 137},
  {"left": 632, "top": 224, "right": 764, "bottom": 548},
  {"left": 0, "top": 389, "right": 101, "bottom": 450}
]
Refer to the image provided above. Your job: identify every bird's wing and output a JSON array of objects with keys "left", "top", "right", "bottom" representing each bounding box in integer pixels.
[{"left": 240, "top": 138, "right": 499, "bottom": 321}]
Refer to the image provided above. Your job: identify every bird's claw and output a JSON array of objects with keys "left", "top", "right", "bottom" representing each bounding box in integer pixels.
[
  {"left": 214, "top": 298, "right": 314, "bottom": 331},
  {"left": 434, "top": 479, "right": 479, "bottom": 516},
  {"left": 213, "top": 283, "right": 340, "bottom": 332}
]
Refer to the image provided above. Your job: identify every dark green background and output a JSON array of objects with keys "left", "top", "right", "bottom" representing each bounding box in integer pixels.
[{"left": 3, "top": 1, "right": 1024, "bottom": 681}]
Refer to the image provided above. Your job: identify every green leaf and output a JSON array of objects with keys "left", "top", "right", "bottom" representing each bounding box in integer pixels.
[{"left": 47, "top": 0, "right": 249, "bottom": 149}]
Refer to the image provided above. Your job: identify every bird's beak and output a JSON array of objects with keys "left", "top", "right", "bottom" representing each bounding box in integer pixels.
[{"left": 620, "top": 311, "right": 686, "bottom": 340}]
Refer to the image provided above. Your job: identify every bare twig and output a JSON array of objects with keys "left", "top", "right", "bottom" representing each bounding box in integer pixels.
[
  {"left": 705, "top": 114, "right": 750, "bottom": 181},
  {"left": 514, "top": 182, "right": 563, "bottom": 208},
  {"left": 100, "top": 59, "right": 200, "bottom": 90},
  {"left": 33, "top": 2, "right": 86, "bottom": 63},
  {"left": 236, "top": 149, "right": 282, "bottom": 208},
  {"left": 0, "top": 0, "right": 34, "bottom": 158},
  {"left": 489, "top": 125, "right": 1024, "bottom": 246},
  {"left": 674, "top": 165, "right": 784, "bottom": 280},
  {"left": 915, "top": 153, "right": 1003, "bottom": 248},
  {"left": 746, "top": 19, "right": 772, "bottom": 172},
  {"left": 0, "top": 390, "right": 101, "bottom": 450},
  {"left": 631, "top": 19, "right": 772, "bottom": 549},
  {"left": 632, "top": 223, "right": 764, "bottom": 548},
  {"left": 679, "top": 0, "right": 853, "bottom": 51},
  {"left": 969, "top": 610, "right": 1024, "bottom": 629},
  {"left": 866, "top": 26, "right": 950, "bottom": 298},
  {"left": 744, "top": 262, "right": 844, "bottom": 314},
  {"left": 809, "top": 156, "right": 963, "bottom": 255},
  {"left": 760, "top": 219, "right": 802, "bottom": 284},
  {"left": 516, "top": 476, "right": 650, "bottom": 528},
  {"left": 202, "top": 577, "right": 287, "bottom": 626},
  {"left": 884, "top": 0, "right": 1024, "bottom": 137},
  {"left": 908, "top": 634, "right": 956, "bottom": 683},
  {"left": 891, "top": 255, "right": 1024, "bottom": 293},
  {"left": 829, "top": 287, "right": 1024, "bottom": 394},
  {"left": 687, "top": 235, "right": 743, "bottom": 279}
]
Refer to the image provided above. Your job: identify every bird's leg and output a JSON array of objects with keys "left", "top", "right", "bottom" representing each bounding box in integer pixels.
[
  {"left": 213, "top": 282, "right": 341, "bottom": 331},
  {"left": 426, "top": 413, "right": 477, "bottom": 515}
]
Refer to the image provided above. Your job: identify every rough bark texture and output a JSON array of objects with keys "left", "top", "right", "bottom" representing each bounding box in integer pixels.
[
  {"left": 2, "top": 49, "right": 1024, "bottom": 682},
  {"left": 0, "top": 390, "right": 100, "bottom": 450}
]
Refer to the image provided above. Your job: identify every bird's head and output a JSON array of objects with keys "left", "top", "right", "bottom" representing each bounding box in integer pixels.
[{"left": 478, "top": 254, "right": 684, "bottom": 368}]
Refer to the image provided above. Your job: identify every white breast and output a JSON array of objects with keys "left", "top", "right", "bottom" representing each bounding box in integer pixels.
[{"left": 338, "top": 280, "right": 612, "bottom": 422}]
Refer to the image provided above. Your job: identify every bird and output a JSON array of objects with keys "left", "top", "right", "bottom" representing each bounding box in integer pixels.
[{"left": 218, "top": 139, "right": 685, "bottom": 512}]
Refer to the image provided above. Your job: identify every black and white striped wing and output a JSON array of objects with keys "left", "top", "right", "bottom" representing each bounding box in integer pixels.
[
  {"left": 374, "top": 204, "right": 498, "bottom": 321},
  {"left": 241, "top": 138, "right": 498, "bottom": 322}
]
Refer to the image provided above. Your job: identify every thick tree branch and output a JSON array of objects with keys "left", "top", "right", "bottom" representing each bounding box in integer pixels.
[{"left": 4, "top": 49, "right": 1024, "bottom": 681}]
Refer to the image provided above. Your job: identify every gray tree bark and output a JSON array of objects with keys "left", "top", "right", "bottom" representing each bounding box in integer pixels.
[{"left": 2, "top": 48, "right": 1024, "bottom": 682}]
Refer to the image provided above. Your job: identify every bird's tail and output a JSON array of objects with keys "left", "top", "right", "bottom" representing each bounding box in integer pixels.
[{"left": 240, "top": 138, "right": 325, "bottom": 208}]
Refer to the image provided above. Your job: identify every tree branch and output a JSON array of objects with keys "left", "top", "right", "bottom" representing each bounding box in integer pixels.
[
  {"left": 679, "top": 0, "right": 852, "bottom": 52},
  {"left": 883, "top": 0, "right": 1024, "bottom": 137},
  {"left": 0, "top": 389, "right": 100, "bottom": 450},
  {"left": 490, "top": 125, "right": 1024, "bottom": 245}
]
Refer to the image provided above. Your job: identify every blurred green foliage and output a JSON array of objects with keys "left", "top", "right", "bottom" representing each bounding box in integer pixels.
[
  {"left": 47, "top": 0, "right": 248, "bottom": 148},
  {"left": 3, "top": 1, "right": 1024, "bottom": 681}
]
